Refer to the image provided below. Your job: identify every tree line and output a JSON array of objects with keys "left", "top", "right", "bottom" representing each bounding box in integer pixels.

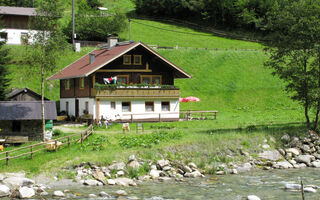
[{"left": 134, "top": 0, "right": 285, "bottom": 32}]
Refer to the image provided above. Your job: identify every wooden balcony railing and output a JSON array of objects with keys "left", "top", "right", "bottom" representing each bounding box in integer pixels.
[{"left": 91, "top": 87, "right": 180, "bottom": 99}]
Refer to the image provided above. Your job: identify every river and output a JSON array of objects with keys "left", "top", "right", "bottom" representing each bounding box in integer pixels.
[{"left": 43, "top": 168, "right": 320, "bottom": 200}]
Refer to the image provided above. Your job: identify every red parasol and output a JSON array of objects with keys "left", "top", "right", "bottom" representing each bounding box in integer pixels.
[{"left": 179, "top": 96, "right": 200, "bottom": 102}]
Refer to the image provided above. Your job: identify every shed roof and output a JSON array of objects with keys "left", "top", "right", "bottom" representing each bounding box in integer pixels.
[
  {"left": 0, "top": 101, "right": 57, "bottom": 120},
  {"left": 7, "top": 88, "right": 49, "bottom": 100},
  {"left": 47, "top": 41, "right": 191, "bottom": 80},
  {"left": 0, "top": 6, "right": 37, "bottom": 16}
]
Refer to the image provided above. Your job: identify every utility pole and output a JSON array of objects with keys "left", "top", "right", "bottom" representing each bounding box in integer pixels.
[
  {"left": 129, "top": 17, "right": 131, "bottom": 41},
  {"left": 72, "top": 0, "right": 75, "bottom": 47}
]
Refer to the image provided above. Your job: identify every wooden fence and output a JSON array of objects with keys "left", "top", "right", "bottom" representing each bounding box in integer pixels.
[
  {"left": 0, "top": 125, "right": 93, "bottom": 166},
  {"left": 180, "top": 110, "right": 218, "bottom": 120}
]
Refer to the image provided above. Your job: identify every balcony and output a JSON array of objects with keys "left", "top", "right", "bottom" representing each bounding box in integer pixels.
[{"left": 91, "top": 85, "right": 180, "bottom": 99}]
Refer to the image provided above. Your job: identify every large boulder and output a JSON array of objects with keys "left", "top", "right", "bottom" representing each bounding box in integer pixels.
[
  {"left": 83, "top": 179, "right": 103, "bottom": 186},
  {"left": 274, "top": 161, "right": 293, "bottom": 169},
  {"left": 0, "top": 185, "right": 10, "bottom": 197},
  {"left": 281, "top": 134, "right": 291, "bottom": 143},
  {"left": 150, "top": 169, "right": 161, "bottom": 179},
  {"left": 107, "top": 179, "right": 116, "bottom": 185},
  {"left": 258, "top": 150, "right": 283, "bottom": 161},
  {"left": 127, "top": 160, "right": 141, "bottom": 169},
  {"left": 3, "top": 177, "right": 34, "bottom": 190},
  {"left": 114, "top": 178, "right": 136, "bottom": 187},
  {"left": 156, "top": 160, "right": 170, "bottom": 169},
  {"left": 295, "top": 155, "right": 314, "bottom": 165},
  {"left": 236, "top": 163, "right": 252, "bottom": 173},
  {"left": 285, "top": 183, "right": 301, "bottom": 190},
  {"left": 311, "top": 160, "right": 320, "bottom": 168},
  {"left": 53, "top": 190, "right": 65, "bottom": 197},
  {"left": 285, "top": 148, "right": 301, "bottom": 156},
  {"left": 108, "top": 162, "right": 126, "bottom": 171},
  {"left": 92, "top": 170, "right": 106, "bottom": 185},
  {"left": 19, "top": 187, "right": 35, "bottom": 199},
  {"left": 115, "top": 190, "right": 127, "bottom": 196},
  {"left": 247, "top": 195, "right": 261, "bottom": 200}
]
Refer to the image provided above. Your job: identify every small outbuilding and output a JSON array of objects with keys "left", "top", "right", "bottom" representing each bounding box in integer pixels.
[
  {"left": 0, "top": 101, "right": 57, "bottom": 141},
  {"left": 7, "top": 87, "right": 49, "bottom": 101}
]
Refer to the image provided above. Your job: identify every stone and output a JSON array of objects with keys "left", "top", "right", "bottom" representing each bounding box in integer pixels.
[
  {"left": 236, "top": 163, "right": 252, "bottom": 173},
  {"left": 107, "top": 179, "right": 116, "bottom": 185},
  {"left": 281, "top": 134, "right": 290, "bottom": 143},
  {"left": 297, "top": 163, "right": 307, "bottom": 168},
  {"left": 289, "top": 159, "right": 297, "bottom": 165},
  {"left": 114, "top": 178, "right": 136, "bottom": 187},
  {"left": 151, "top": 165, "right": 157, "bottom": 170},
  {"left": 301, "top": 145, "right": 311, "bottom": 153},
  {"left": 262, "top": 144, "right": 270, "bottom": 149},
  {"left": 88, "top": 194, "right": 97, "bottom": 198},
  {"left": 156, "top": 160, "right": 170, "bottom": 169},
  {"left": 274, "top": 161, "right": 293, "bottom": 169},
  {"left": 314, "top": 153, "right": 320, "bottom": 159},
  {"left": 285, "top": 148, "right": 300, "bottom": 156},
  {"left": 117, "top": 171, "right": 125, "bottom": 177},
  {"left": 128, "top": 155, "right": 136, "bottom": 162},
  {"left": 304, "top": 187, "right": 317, "bottom": 193},
  {"left": 162, "top": 166, "right": 171, "bottom": 171},
  {"left": 285, "top": 183, "right": 301, "bottom": 190},
  {"left": 3, "top": 177, "right": 33, "bottom": 190},
  {"left": 0, "top": 185, "right": 10, "bottom": 197},
  {"left": 150, "top": 169, "right": 161, "bottom": 179},
  {"left": 289, "top": 137, "right": 301, "bottom": 147},
  {"left": 128, "top": 160, "right": 141, "bottom": 169},
  {"left": 177, "top": 169, "right": 185, "bottom": 175},
  {"left": 53, "top": 190, "right": 65, "bottom": 197},
  {"left": 19, "top": 187, "right": 35, "bottom": 199},
  {"left": 295, "top": 155, "right": 313, "bottom": 165},
  {"left": 189, "top": 170, "right": 203, "bottom": 178},
  {"left": 216, "top": 171, "right": 225, "bottom": 175},
  {"left": 0, "top": 174, "right": 4, "bottom": 181},
  {"left": 188, "top": 162, "right": 197, "bottom": 169},
  {"left": 40, "top": 191, "right": 49, "bottom": 196},
  {"left": 159, "top": 177, "right": 172, "bottom": 182},
  {"left": 240, "top": 149, "right": 249, "bottom": 156},
  {"left": 247, "top": 195, "right": 261, "bottom": 200},
  {"left": 84, "top": 179, "right": 102, "bottom": 186},
  {"left": 278, "top": 149, "right": 286, "bottom": 156},
  {"left": 231, "top": 169, "right": 238, "bottom": 174},
  {"left": 115, "top": 190, "right": 128, "bottom": 196},
  {"left": 311, "top": 160, "right": 320, "bottom": 168},
  {"left": 99, "top": 191, "right": 110, "bottom": 197},
  {"left": 92, "top": 170, "right": 106, "bottom": 185},
  {"left": 138, "top": 175, "right": 151, "bottom": 181},
  {"left": 109, "top": 162, "right": 126, "bottom": 170},
  {"left": 181, "top": 165, "right": 192, "bottom": 173},
  {"left": 3, "top": 172, "right": 25, "bottom": 178},
  {"left": 258, "top": 150, "right": 283, "bottom": 161}
]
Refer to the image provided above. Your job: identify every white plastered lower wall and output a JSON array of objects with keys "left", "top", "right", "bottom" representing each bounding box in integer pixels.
[
  {"left": 98, "top": 99, "right": 179, "bottom": 121},
  {"left": 60, "top": 98, "right": 96, "bottom": 118},
  {"left": 0, "top": 29, "right": 37, "bottom": 45}
]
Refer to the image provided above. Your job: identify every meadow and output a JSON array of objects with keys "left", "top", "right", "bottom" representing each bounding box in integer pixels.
[{"left": 0, "top": 0, "right": 309, "bottom": 175}]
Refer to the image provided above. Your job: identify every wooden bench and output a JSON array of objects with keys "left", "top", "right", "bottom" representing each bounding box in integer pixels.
[{"left": 181, "top": 110, "right": 218, "bottom": 121}]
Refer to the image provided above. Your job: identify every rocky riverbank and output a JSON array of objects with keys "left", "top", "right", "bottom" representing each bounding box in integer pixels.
[{"left": 1, "top": 131, "right": 320, "bottom": 199}]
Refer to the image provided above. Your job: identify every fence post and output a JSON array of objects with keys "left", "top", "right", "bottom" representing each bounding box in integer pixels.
[
  {"left": 159, "top": 113, "right": 161, "bottom": 122},
  {"left": 131, "top": 114, "right": 133, "bottom": 123},
  {"left": 6, "top": 152, "right": 9, "bottom": 166},
  {"left": 68, "top": 136, "right": 70, "bottom": 147},
  {"left": 55, "top": 140, "right": 58, "bottom": 152},
  {"left": 30, "top": 146, "right": 33, "bottom": 160},
  {"left": 81, "top": 133, "right": 83, "bottom": 144}
]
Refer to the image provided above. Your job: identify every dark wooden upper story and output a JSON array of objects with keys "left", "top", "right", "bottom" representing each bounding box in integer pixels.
[
  {"left": 49, "top": 41, "right": 191, "bottom": 99},
  {"left": 0, "top": 6, "right": 36, "bottom": 29}
]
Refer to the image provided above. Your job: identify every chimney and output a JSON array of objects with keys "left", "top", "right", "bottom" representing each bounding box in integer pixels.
[
  {"left": 108, "top": 36, "right": 118, "bottom": 48},
  {"left": 89, "top": 53, "right": 95, "bottom": 64}
]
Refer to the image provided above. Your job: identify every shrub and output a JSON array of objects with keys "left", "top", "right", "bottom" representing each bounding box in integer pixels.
[
  {"left": 81, "top": 135, "right": 109, "bottom": 151},
  {"left": 53, "top": 129, "right": 63, "bottom": 136},
  {"left": 119, "top": 131, "right": 182, "bottom": 149}
]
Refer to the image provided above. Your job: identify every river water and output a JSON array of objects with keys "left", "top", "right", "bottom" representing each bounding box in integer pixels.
[{"left": 45, "top": 168, "right": 320, "bottom": 200}]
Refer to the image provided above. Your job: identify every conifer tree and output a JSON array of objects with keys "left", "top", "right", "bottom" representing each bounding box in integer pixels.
[{"left": 0, "top": 36, "right": 10, "bottom": 101}]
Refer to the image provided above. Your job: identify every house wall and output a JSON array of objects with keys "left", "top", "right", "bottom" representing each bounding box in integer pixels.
[
  {"left": 0, "top": 29, "right": 37, "bottom": 45},
  {"left": 98, "top": 99, "right": 179, "bottom": 121},
  {"left": 9, "top": 92, "right": 41, "bottom": 101},
  {"left": 0, "top": 120, "right": 42, "bottom": 140},
  {"left": 60, "top": 98, "right": 96, "bottom": 118},
  {"left": 60, "top": 77, "right": 93, "bottom": 99}
]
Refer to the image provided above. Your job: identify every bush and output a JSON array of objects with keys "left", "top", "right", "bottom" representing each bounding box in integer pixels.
[
  {"left": 81, "top": 135, "right": 109, "bottom": 151},
  {"left": 119, "top": 131, "right": 182, "bottom": 149},
  {"left": 53, "top": 129, "right": 63, "bottom": 136}
]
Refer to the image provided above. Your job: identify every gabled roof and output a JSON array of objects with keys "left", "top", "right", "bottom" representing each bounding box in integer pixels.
[
  {"left": 0, "top": 6, "right": 37, "bottom": 16},
  {"left": 7, "top": 88, "right": 49, "bottom": 100},
  {"left": 0, "top": 101, "right": 57, "bottom": 120},
  {"left": 47, "top": 41, "right": 191, "bottom": 80}
]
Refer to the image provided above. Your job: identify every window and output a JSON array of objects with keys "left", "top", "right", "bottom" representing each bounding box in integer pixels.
[
  {"left": 123, "top": 55, "right": 131, "bottom": 65},
  {"left": 133, "top": 55, "right": 142, "bottom": 65},
  {"left": 12, "top": 121, "right": 21, "bottom": 132},
  {"left": 140, "top": 75, "right": 162, "bottom": 85},
  {"left": 66, "top": 102, "right": 69, "bottom": 115},
  {"left": 111, "top": 101, "right": 116, "bottom": 110},
  {"left": 117, "top": 75, "right": 129, "bottom": 84},
  {"left": 65, "top": 80, "right": 70, "bottom": 90},
  {"left": 0, "top": 32, "right": 7, "bottom": 40},
  {"left": 161, "top": 101, "right": 170, "bottom": 111},
  {"left": 85, "top": 102, "right": 89, "bottom": 113},
  {"left": 80, "top": 77, "right": 85, "bottom": 89},
  {"left": 145, "top": 101, "right": 154, "bottom": 112},
  {"left": 122, "top": 102, "right": 131, "bottom": 112}
]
